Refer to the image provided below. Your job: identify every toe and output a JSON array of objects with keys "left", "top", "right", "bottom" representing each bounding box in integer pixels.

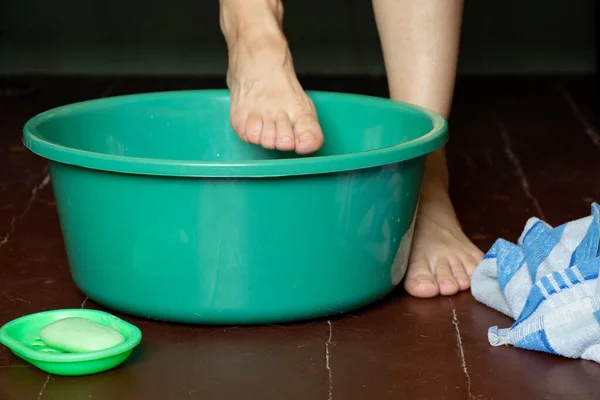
[
  {"left": 230, "top": 111, "right": 249, "bottom": 142},
  {"left": 449, "top": 259, "right": 471, "bottom": 291},
  {"left": 293, "top": 114, "right": 324, "bottom": 154},
  {"left": 245, "top": 114, "right": 263, "bottom": 145},
  {"left": 462, "top": 250, "right": 484, "bottom": 277},
  {"left": 275, "top": 114, "right": 296, "bottom": 151},
  {"left": 260, "top": 118, "right": 277, "bottom": 150},
  {"left": 434, "top": 259, "right": 460, "bottom": 296},
  {"left": 403, "top": 259, "right": 439, "bottom": 298}
]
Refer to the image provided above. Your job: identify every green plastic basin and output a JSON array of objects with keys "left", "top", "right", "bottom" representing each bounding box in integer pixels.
[{"left": 23, "top": 90, "right": 447, "bottom": 324}]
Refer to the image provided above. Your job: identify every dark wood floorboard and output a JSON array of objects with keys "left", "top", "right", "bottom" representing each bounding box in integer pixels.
[{"left": 1, "top": 76, "right": 600, "bottom": 399}]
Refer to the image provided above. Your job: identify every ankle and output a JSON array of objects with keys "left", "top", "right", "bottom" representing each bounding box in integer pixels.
[
  {"left": 420, "top": 150, "right": 449, "bottom": 192},
  {"left": 226, "top": 32, "right": 290, "bottom": 74},
  {"left": 220, "top": 0, "right": 284, "bottom": 44}
]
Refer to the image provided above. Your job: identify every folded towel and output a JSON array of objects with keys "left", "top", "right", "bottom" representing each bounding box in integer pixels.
[{"left": 471, "top": 203, "right": 600, "bottom": 363}]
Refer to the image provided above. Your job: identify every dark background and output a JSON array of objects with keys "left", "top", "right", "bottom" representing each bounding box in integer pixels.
[{"left": 0, "top": 0, "right": 595, "bottom": 77}]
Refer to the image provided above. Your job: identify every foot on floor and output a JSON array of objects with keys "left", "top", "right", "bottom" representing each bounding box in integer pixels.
[{"left": 403, "top": 151, "right": 484, "bottom": 297}]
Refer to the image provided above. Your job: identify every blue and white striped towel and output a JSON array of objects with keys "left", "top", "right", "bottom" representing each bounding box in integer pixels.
[{"left": 471, "top": 203, "right": 600, "bottom": 363}]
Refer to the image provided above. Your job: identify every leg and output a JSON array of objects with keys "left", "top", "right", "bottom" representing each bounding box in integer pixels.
[
  {"left": 219, "top": 0, "right": 324, "bottom": 154},
  {"left": 373, "top": 0, "right": 484, "bottom": 297}
]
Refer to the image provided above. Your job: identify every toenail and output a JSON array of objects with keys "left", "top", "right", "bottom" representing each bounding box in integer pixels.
[
  {"left": 442, "top": 279, "right": 455, "bottom": 286},
  {"left": 298, "top": 133, "right": 315, "bottom": 143},
  {"left": 416, "top": 277, "right": 435, "bottom": 285},
  {"left": 281, "top": 136, "right": 293, "bottom": 143}
]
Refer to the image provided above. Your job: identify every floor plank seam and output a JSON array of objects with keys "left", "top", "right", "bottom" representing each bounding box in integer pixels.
[
  {"left": 496, "top": 118, "right": 546, "bottom": 220},
  {"left": 449, "top": 299, "right": 475, "bottom": 400},
  {"left": 0, "top": 291, "right": 30, "bottom": 304},
  {"left": 325, "top": 319, "right": 333, "bottom": 400},
  {"left": 555, "top": 83, "right": 600, "bottom": 153},
  {"left": 37, "top": 374, "right": 51, "bottom": 400},
  {"left": 0, "top": 170, "right": 50, "bottom": 250}
]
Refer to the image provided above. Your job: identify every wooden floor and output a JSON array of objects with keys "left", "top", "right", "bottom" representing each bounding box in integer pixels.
[{"left": 1, "top": 76, "right": 600, "bottom": 399}]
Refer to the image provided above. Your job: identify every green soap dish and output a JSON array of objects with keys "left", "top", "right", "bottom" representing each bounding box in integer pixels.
[{"left": 0, "top": 309, "right": 142, "bottom": 376}]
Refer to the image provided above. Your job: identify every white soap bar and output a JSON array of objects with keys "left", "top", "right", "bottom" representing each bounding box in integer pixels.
[{"left": 39, "top": 317, "right": 125, "bottom": 353}]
